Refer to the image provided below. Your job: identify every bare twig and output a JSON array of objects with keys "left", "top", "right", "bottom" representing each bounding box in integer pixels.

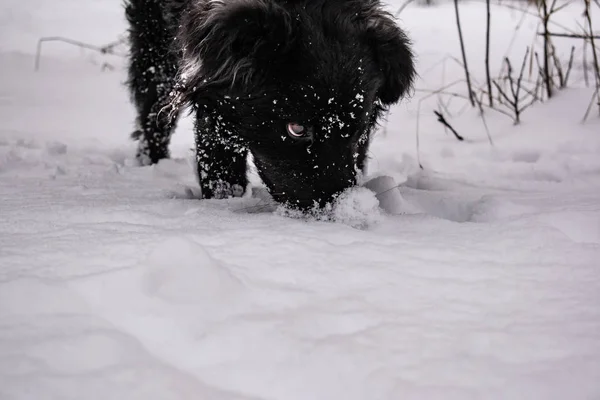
[
  {"left": 564, "top": 46, "right": 576, "bottom": 87},
  {"left": 478, "top": 102, "right": 494, "bottom": 146},
  {"left": 485, "top": 0, "right": 493, "bottom": 107},
  {"left": 415, "top": 80, "right": 502, "bottom": 169},
  {"left": 551, "top": 45, "right": 564, "bottom": 88},
  {"left": 493, "top": 81, "right": 514, "bottom": 108},
  {"left": 433, "top": 110, "right": 464, "bottom": 141},
  {"left": 395, "top": 0, "right": 416, "bottom": 16},
  {"left": 515, "top": 49, "right": 530, "bottom": 104},
  {"left": 34, "top": 35, "right": 126, "bottom": 71},
  {"left": 537, "top": 31, "right": 600, "bottom": 39},
  {"left": 584, "top": 0, "right": 600, "bottom": 115},
  {"left": 416, "top": 88, "right": 513, "bottom": 118},
  {"left": 492, "top": 48, "right": 538, "bottom": 124},
  {"left": 539, "top": 0, "right": 554, "bottom": 99},
  {"left": 534, "top": 52, "right": 547, "bottom": 101},
  {"left": 582, "top": 87, "right": 600, "bottom": 122},
  {"left": 584, "top": 39, "right": 590, "bottom": 87},
  {"left": 415, "top": 86, "right": 501, "bottom": 164},
  {"left": 473, "top": 0, "right": 584, "bottom": 38},
  {"left": 453, "top": 0, "right": 475, "bottom": 107},
  {"left": 503, "top": 3, "right": 530, "bottom": 61}
]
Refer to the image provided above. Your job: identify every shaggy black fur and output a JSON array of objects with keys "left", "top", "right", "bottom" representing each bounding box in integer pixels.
[{"left": 125, "top": 0, "right": 415, "bottom": 209}]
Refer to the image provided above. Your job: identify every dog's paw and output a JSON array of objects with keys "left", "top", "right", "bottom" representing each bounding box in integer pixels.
[
  {"left": 134, "top": 137, "right": 154, "bottom": 167},
  {"left": 231, "top": 184, "right": 244, "bottom": 198},
  {"left": 134, "top": 152, "right": 153, "bottom": 167}
]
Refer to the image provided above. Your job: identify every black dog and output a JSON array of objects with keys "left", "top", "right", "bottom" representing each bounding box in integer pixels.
[{"left": 125, "top": 0, "right": 415, "bottom": 210}]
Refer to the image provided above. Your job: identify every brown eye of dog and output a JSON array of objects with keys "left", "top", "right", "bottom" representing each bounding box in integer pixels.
[{"left": 286, "top": 123, "right": 305, "bottom": 138}]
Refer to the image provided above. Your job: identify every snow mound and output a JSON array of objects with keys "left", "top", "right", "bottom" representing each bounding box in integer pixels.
[
  {"left": 142, "top": 237, "right": 245, "bottom": 304},
  {"left": 330, "top": 186, "right": 383, "bottom": 228},
  {"left": 362, "top": 175, "right": 420, "bottom": 215},
  {"left": 469, "top": 195, "right": 534, "bottom": 223}
]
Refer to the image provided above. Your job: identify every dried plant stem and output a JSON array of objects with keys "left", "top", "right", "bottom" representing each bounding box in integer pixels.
[
  {"left": 453, "top": 0, "right": 475, "bottom": 107},
  {"left": 551, "top": 45, "right": 564, "bottom": 88},
  {"left": 485, "top": 0, "right": 493, "bottom": 107},
  {"left": 395, "top": 0, "right": 416, "bottom": 16},
  {"left": 584, "top": 0, "right": 600, "bottom": 115},
  {"left": 539, "top": 32, "right": 600, "bottom": 39},
  {"left": 35, "top": 36, "right": 126, "bottom": 71},
  {"left": 433, "top": 111, "right": 464, "bottom": 141},
  {"left": 564, "top": 46, "right": 576, "bottom": 87},
  {"left": 493, "top": 49, "right": 538, "bottom": 124},
  {"left": 582, "top": 87, "right": 600, "bottom": 122},
  {"left": 540, "top": 0, "right": 554, "bottom": 99}
]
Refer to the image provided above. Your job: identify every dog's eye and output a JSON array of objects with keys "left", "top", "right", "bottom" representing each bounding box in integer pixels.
[{"left": 286, "top": 123, "right": 306, "bottom": 138}]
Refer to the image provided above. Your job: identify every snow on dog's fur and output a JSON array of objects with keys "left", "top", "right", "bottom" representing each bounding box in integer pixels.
[{"left": 125, "top": 0, "right": 415, "bottom": 210}]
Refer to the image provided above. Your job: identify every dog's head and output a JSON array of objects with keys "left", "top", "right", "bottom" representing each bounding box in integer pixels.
[{"left": 179, "top": 0, "right": 415, "bottom": 209}]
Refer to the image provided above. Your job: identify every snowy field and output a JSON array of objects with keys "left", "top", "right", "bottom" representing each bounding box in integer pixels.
[{"left": 1, "top": 0, "right": 600, "bottom": 399}]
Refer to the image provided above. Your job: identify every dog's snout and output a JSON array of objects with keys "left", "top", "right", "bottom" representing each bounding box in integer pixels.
[
  {"left": 307, "top": 174, "right": 358, "bottom": 209},
  {"left": 270, "top": 169, "right": 357, "bottom": 211}
]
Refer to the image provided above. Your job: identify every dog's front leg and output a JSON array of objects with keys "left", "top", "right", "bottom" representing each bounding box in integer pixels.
[{"left": 194, "top": 117, "right": 248, "bottom": 199}]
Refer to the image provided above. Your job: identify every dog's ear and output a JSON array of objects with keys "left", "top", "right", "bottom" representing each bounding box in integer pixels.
[
  {"left": 178, "top": 0, "right": 292, "bottom": 92},
  {"left": 364, "top": 12, "right": 415, "bottom": 105}
]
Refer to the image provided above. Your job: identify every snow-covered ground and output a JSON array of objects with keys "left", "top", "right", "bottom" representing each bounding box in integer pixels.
[{"left": 1, "top": 1, "right": 600, "bottom": 399}]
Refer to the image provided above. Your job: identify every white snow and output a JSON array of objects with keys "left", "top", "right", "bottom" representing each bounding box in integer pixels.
[{"left": 1, "top": 0, "right": 600, "bottom": 399}]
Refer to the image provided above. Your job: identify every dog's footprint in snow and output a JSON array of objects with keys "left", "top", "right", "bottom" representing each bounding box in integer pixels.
[
  {"left": 468, "top": 195, "right": 534, "bottom": 222},
  {"left": 510, "top": 150, "right": 540, "bottom": 163},
  {"left": 539, "top": 212, "right": 600, "bottom": 244},
  {"left": 46, "top": 141, "right": 68, "bottom": 156}
]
